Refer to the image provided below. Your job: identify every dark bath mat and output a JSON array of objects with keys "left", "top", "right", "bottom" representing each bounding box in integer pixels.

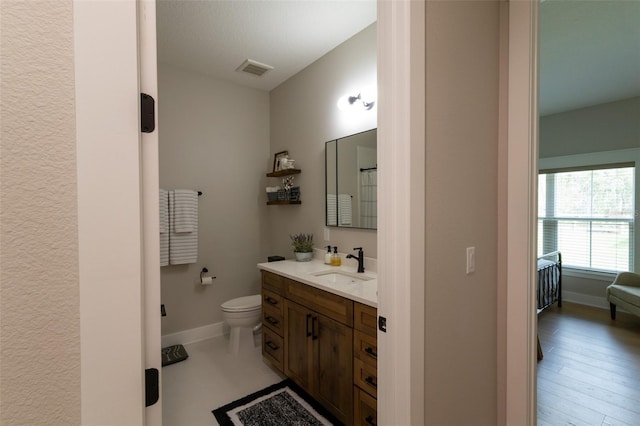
[{"left": 161, "top": 344, "right": 188, "bottom": 366}]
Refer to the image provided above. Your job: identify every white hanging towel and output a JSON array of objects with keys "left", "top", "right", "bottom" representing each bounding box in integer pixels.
[
  {"left": 159, "top": 189, "right": 169, "bottom": 267},
  {"left": 169, "top": 189, "right": 198, "bottom": 265},
  {"left": 327, "top": 194, "right": 337, "bottom": 226},
  {"left": 338, "top": 194, "right": 352, "bottom": 226},
  {"left": 173, "top": 189, "right": 198, "bottom": 232}
]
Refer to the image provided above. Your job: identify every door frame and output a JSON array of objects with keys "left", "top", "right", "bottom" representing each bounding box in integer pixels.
[
  {"left": 504, "top": 1, "right": 539, "bottom": 424},
  {"left": 377, "top": 1, "right": 426, "bottom": 424}
]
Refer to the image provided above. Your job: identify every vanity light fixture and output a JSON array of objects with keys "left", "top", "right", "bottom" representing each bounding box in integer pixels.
[{"left": 337, "top": 91, "right": 376, "bottom": 111}]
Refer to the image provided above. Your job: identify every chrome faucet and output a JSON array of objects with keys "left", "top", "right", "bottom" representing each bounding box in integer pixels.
[{"left": 346, "top": 247, "right": 365, "bottom": 273}]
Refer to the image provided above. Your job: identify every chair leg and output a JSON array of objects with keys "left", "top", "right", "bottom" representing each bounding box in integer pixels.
[
  {"left": 537, "top": 335, "right": 543, "bottom": 361},
  {"left": 610, "top": 302, "right": 617, "bottom": 320}
]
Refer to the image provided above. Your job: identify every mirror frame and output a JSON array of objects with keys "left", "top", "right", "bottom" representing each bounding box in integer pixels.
[{"left": 325, "top": 128, "right": 377, "bottom": 230}]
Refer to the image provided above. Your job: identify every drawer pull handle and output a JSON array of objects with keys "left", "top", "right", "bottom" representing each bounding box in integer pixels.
[
  {"left": 266, "top": 341, "right": 279, "bottom": 351},
  {"left": 312, "top": 316, "right": 318, "bottom": 340},
  {"left": 365, "top": 376, "right": 377, "bottom": 388},
  {"left": 265, "top": 296, "right": 278, "bottom": 305},
  {"left": 265, "top": 316, "right": 279, "bottom": 326},
  {"left": 306, "top": 314, "right": 312, "bottom": 337},
  {"left": 365, "top": 347, "right": 377, "bottom": 358},
  {"left": 365, "top": 415, "right": 377, "bottom": 426}
]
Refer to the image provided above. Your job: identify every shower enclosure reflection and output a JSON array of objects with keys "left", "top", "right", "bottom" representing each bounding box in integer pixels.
[{"left": 325, "top": 128, "right": 377, "bottom": 230}]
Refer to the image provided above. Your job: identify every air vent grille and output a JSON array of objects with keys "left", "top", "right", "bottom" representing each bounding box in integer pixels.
[{"left": 236, "top": 59, "right": 273, "bottom": 77}]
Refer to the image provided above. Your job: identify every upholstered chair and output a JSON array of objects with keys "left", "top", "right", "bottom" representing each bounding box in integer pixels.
[{"left": 606, "top": 272, "right": 640, "bottom": 320}]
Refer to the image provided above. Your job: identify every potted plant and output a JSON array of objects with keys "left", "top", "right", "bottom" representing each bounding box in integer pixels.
[{"left": 290, "top": 233, "right": 314, "bottom": 262}]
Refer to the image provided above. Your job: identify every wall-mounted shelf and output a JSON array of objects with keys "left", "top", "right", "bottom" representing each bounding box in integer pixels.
[
  {"left": 266, "top": 168, "right": 302, "bottom": 205},
  {"left": 266, "top": 200, "right": 302, "bottom": 206},
  {"left": 266, "top": 169, "right": 301, "bottom": 178}
]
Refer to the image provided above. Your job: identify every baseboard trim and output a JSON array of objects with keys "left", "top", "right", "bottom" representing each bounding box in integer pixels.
[
  {"left": 162, "top": 322, "right": 225, "bottom": 348},
  {"left": 562, "top": 291, "right": 608, "bottom": 310}
]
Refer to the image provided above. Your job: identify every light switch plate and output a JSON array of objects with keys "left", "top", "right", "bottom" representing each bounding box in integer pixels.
[{"left": 466, "top": 247, "right": 475, "bottom": 274}]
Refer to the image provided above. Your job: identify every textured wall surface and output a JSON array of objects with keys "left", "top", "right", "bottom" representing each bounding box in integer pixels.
[{"left": 0, "top": 1, "right": 80, "bottom": 423}]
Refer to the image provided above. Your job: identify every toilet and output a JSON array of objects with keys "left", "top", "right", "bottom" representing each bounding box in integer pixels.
[{"left": 221, "top": 294, "right": 262, "bottom": 354}]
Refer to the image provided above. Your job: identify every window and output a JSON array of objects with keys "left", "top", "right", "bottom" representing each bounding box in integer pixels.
[{"left": 538, "top": 166, "right": 635, "bottom": 273}]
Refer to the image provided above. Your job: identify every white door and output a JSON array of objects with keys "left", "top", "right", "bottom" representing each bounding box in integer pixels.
[{"left": 75, "top": 0, "right": 162, "bottom": 424}]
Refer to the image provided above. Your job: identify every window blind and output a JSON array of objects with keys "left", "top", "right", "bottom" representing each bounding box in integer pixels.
[{"left": 538, "top": 166, "right": 635, "bottom": 272}]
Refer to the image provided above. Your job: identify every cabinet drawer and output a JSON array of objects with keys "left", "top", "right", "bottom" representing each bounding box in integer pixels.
[
  {"left": 262, "top": 327, "right": 283, "bottom": 372},
  {"left": 262, "top": 304, "right": 284, "bottom": 336},
  {"left": 354, "top": 330, "right": 377, "bottom": 368},
  {"left": 262, "top": 289, "right": 283, "bottom": 315},
  {"left": 354, "top": 302, "right": 377, "bottom": 336},
  {"left": 262, "top": 270, "right": 284, "bottom": 294},
  {"left": 354, "top": 386, "right": 377, "bottom": 426},
  {"left": 285, "top": 278, "right": 353, "bottom": 326},
  {"left": 354, "top": 358, "right": 377, "bottom": 399}
]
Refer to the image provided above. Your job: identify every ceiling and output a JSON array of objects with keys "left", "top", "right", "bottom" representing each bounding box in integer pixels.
[
  {"left": 539, "top": 0, "right": 640, "bottom": 116},
  {"left": 156, "top": 1, "right": 639, "bottom": 115},
  {"left": 156, "top": 0, "right": 377, "bottom": 92}
]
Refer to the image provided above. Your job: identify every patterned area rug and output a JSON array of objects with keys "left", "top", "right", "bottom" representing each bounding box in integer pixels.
[
  {"left": 212, "top": 379, "right": 342, "bottom": 426},
  {"left": 161, "top": 344, "right": 189, "bottom": 366}
]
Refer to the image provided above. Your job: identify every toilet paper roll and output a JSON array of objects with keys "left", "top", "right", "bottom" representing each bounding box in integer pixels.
[{"left": 200, "top": 276, "right": 214, "bottom": 285}]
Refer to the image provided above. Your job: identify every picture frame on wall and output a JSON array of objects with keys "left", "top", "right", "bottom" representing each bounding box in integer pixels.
[{"left": 273, "top": 150, "right": 288, "bottom": 172}]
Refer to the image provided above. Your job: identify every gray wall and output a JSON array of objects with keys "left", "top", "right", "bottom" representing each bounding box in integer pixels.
[
  {"left": 539, "top": 96, "right": 640, "bottom": 304},
  {"left": 540, "top": 96, "right": 640, "bottom": 158},
  {"left": 268, "top": 24, "right": 377, "bottom": 260},
  {"left": 158, "top": 65, "right": 270, "bottom": 334},
  {"left": 0, "top": 1, "right": 80, "bottom": 423},
  {"left": 424, "top": 2, "right": 499, "bottom": 424}
]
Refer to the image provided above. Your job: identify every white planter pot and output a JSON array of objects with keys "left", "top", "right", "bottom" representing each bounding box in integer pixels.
[{"left": 294, "top": 252, "right": 313, "bottom": 262}]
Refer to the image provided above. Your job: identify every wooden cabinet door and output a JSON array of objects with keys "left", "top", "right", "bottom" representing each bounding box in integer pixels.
[
  {"left": 314, "top": 311, "right": 353, "bottom": 424},
  {"left": 284, "top": 300, "right": 312, "bottom": 390}
]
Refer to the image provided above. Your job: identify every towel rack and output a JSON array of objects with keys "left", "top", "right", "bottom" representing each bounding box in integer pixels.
[{"left": 197, "top": 191, "right": 203, "bottom": 196}]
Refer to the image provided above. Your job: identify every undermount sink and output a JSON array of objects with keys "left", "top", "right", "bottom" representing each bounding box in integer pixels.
[{"left": 311, "top": 270, "right": 373, "bottom": 285}]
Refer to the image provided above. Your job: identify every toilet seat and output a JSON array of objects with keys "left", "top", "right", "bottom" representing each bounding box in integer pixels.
[{"left": 221, "top": 294, "right": 261, "bottom": 313}]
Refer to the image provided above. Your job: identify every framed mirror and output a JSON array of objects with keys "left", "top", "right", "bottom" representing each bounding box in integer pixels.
[{"left": 325, "top": 128, "right": 377, "bottom": 229}]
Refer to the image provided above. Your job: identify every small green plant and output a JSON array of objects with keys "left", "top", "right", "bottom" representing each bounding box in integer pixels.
[{"left": 290, "top": 233, "right": 314, "bottom": 253}]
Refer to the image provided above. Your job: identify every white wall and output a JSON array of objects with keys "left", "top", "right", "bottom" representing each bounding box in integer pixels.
[
  {"left": 158, "top": 64, "right": 270, "bottom": 334},
  {"left": 268, "top": 24, "right": 377, "bottom": 260},
  {"left": 0, "top": 1, "right": 80, "bottom": 423}
]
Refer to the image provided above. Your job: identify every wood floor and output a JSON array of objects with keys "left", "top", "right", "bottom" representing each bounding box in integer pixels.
[{"left": 537, "top": 302, "right": 640, "bottom": 426}]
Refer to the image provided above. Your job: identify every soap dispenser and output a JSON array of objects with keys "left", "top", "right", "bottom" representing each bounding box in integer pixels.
[
  {"left": 331, "top": 246, "right": 341, "bottom": 266},
  {"left": 325, "top": 245, "right": 332, "bottom": 265}
]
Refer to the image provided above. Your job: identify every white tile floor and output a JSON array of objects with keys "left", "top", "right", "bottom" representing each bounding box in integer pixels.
[{"left": 162, "top": 333, "right": 284, "bottom": 426}]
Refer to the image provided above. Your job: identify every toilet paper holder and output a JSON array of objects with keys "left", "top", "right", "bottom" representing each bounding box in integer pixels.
[{"left": 200, "top": 267, "right": 216, "bottom": 285}]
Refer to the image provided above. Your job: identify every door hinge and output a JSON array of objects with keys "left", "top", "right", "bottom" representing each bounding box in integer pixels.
[
  {"left": 145, "top": 368, "right": 159, "bottom": 407},
  {"left": 140, "top": 93, "right": 155, "bottom": 133}
]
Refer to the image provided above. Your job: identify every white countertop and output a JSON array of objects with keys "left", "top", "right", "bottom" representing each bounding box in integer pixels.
[{"left": 257, "top": 258, "right": 378, "bottom": 308}]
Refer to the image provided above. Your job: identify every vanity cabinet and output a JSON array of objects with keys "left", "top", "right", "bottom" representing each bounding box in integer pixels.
[
  {"left": 284, "top": 299, "right": 353, "bottom": 424},
  {"left": 261, "top": 271, "right": 285, "bottom": 372},
  {"left": 353, "top": 302, "right": 378, "bottom": 425},
  {"left": 260, "top": 270, "right": 377, "bottom": 426}
]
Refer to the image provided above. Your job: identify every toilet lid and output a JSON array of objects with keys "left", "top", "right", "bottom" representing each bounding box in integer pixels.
[{"left": 221, "top": 294, "right": 262, "bottom": 312}]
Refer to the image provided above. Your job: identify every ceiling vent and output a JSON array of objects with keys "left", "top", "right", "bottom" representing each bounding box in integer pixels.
[{"left": 236, "top": 59, "right": 274, "bottom": 77}]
